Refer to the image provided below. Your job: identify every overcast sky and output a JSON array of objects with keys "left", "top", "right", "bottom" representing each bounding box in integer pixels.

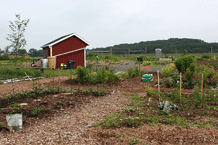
[{"left": 1, "top": 0, "right": 218, "bottom": 51}]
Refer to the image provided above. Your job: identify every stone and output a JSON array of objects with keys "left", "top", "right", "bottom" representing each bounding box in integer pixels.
[{"left": 19, "top": 103, "right": 28, "bottom": 106}]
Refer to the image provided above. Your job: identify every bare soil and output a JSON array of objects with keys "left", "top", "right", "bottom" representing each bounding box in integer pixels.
[
  {"left": 87, "top": 60, "right": 129, "bottom": 66},
  {"left": 196, "top": 60, "right": 218, "bottom": 66}
]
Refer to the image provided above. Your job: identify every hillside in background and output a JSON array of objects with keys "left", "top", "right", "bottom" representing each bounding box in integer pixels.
[{"left": 87, "top": 38, "right": 218, "bottom": 55}]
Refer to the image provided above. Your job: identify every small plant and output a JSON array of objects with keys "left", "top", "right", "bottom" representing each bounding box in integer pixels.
[
  {"left": 161, "top": 64, "right": 176, "bottom": 77},
  {"left": 193, "top": 86, "right": 204, "bottom": 108},
  {"left": 0, "top": 122, "right": 5, "bottom": 127},
  {"left": 31, "top": 107, "right": 43, "bottom": 116},
  {"left": 6, "top": 95, "right": 11, "bottom": 100},
  {"left": 129, "top": 138, "right": 137, "bottom": 145},
  {"left": 127, "top": 67, "right": 134, "bottom": 78},
  {"left": 10, "top": 102, "right": 22, "bottom": 113},
  {"left": 145, "top": 86, "right": 154, "bottom": 96},
  {"left": 123, "top": 108, "right": 135, "bottom": 112},
  {"left": 158, "top": 101, "right": 178, "bottom": 114},
  {"left": 164, "top": 77, "right": 174, "bottom": 88},
  {"left": 142, "top": 61, "right": 152, "bottom": 66}
]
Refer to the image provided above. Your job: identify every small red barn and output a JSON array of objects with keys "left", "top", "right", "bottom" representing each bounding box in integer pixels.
[{"left": 41, "top": 33, "right": 89, "bottom": 68}]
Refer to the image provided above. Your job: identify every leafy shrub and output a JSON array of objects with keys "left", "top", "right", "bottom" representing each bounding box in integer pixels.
[
  {"left": 76, "top": 66, "right": 89, "bottom": 84},
  {"left": 0, "top": 122, "right": 5, "bottom": 127},
  {"left": 145, "top": 86, "right": 154, "bottom": 96},
  {"left": 0, "top": 55, "right": 10, "bottom": 60},
  {"left": 0, "top": 68, "right": 41, "bottom": 79},
  {"left": 142, "top": 61, "right": 152, "bottom": 66},
  {"left": 117, "top": 71, "right": 129, "bottom": 80},
  {"left": 185, "top": 68, "right": 194, "bottom": 83},
  {"left": 127, "top": 67, "right": 134, "bottom": 78},
  {"left": 193, "top": 86, "right": 204, "bottom": 107},
  {"left": 86, "top": 54, "right": 98, "bottom": 60},
  {"left": 174, "top": 55, "right": 196, "bottom": 73},
  {"left": 134, "top": 67, "right": 141, "bottom": 76},
  {"left": 194, "top": 65, "right": 217, "bottom": 85},
  {"left": 164, "top": 77, "right": 174, "bottom": 88},
  {"left": 161, "top": 64, "right": 176, "bottom": 77},
  {"left": 76, "top": 66, "right": 119, "bottom": 84},
  {"left": 199, "top": 54, "right": 212, "bottom": 60}
]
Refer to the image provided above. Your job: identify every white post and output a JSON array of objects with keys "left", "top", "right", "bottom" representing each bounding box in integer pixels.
[{"left": 84, "top": 48, "right": 86, "bottom": 67}]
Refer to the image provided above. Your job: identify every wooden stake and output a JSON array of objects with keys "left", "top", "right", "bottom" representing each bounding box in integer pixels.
[
  {"left": 201, "top": 73, "right": 203, "bottom": 99},
  {"left": 157, "top": 70, "right": 160, "bottom": 101},
  {"left": 128, "top": 48, "right": 130, "bottom": 59},
  {"left": 157, "top": 70, "right": 160, "bottom": 93},
  {"left": 180, "top": 72, "right": 182, "bottom": 102},
  {"left": 58, "top": 68, "right": 60, "bottom": 93}
]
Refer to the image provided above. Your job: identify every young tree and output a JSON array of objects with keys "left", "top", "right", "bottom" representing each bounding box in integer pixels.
[{"left": 6, "top": 14, "right": 30, "bottom": 65}]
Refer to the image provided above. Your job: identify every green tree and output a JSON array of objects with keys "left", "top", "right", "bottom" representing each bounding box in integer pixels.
[
  {"left": 19, "top": 49, "right": 27, "bottom": 56},
  {"left": 4, "top": 46, "right": 10, "bottom": 56},
  {"left": 28, "top": 48, "right": 38, "bottom": 57},
  {"left": 0, "top": 48, "right": 3, "bottom": 56},
  {"left": 6, "top": 14, "right": 30, "bottom": 65}
]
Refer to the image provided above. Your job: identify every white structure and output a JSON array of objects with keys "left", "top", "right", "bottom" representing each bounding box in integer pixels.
[{"left": 155, "top": 48, "right": 162, "bottom": 58}]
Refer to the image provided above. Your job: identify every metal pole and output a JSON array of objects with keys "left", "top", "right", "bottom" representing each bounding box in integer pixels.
[
  {"left": 53, "top": 69, "right": 54, "bottom": 89},
  {"left": 157, "top": 70, "right": 160, "bottom": 101},
  {"left": 11, "top": 74, "right": 14, "bottom": 95},
  {"left": 180, "top": 72, "right": 182, "bottom": 102},
  {"left": 71, "top": 68, "right": 72, "bottom": 96},
  {"left": 58, "top": 68, "right": 60, "bottom": 93}
]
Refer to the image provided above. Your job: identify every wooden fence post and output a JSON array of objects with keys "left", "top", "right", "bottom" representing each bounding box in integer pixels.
[
  {"left": 58, "top": 68, "right": 60, "bottom": 93},
  {"left": 201, "top": 73, "right": 203, "bottom": 99},
  {"left": 128, "top": 48, "right": 130, "bottom": 59},
  {"left": 157, "top": 70, "right": 160, "bottom": 101},
  {"left": 180, "top": 72, "right": 182, "bottom": 102}
]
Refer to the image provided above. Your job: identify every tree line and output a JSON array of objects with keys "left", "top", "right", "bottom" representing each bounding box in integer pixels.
[
  {"left": 0, "top": 48, "right": 43, "bottom": 57},
  {"left": 88, "top": 38, "right": 218, "bottom": 55}
]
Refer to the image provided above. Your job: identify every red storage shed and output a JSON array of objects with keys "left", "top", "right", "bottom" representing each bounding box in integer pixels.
[{"left": 41, "top": 33, "right": 89, "bottom": 68}]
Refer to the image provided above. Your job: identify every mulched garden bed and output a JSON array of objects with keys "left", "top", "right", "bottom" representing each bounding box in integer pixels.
[{"left": 0, "top": 91, "right": 100, "bottom": 133}]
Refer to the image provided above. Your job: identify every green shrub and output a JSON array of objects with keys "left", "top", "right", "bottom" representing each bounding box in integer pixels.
[
  {"left": 0, "top": 68, "right": 41, "bottom": 79},
  {"left": 76, "top": 66, "right": 89, "bottom": 84},
  {"left": 193, "top": 86, "right": 204, "bottom": 107},
  {"left": 164, "top": 77, "right": 174, "bottom": 88},
  {"left": 134, "top": 67, "right": 141, "bottom": 76},
  {"left": 0, "top": 122, "right": 5, "bottom": 127},
  {"left": 199, "top": 54, "right": 212, "bottom": 60},
  {"left": 142, "top": 61, "right": 152, "bottom": 66},
  {"left": 117, "top": 71, "right": 129, "bottom": 80},
  {"left": 145, "top": 86, "right": 154, "bottom": 96},
  {"left": 195, "top": 65, "right": 217, "bottom": 85},
  {"left": 185, "top": 68, "right": 194, "bottom": 83},
  {"left": 174, "top": 55, "right": 196, "bottom": 73},
  {"left": 0, "top": 55, "right": 10, "bottom": 60},
  {"left": 76, "top": 66, "right": 119, "bottom": 84},
  {"left": 161, "top": 64, "right": 176, "bottom": 77},
  {"left": 127, "top": 67, "right": 134, "bottom": 78}
]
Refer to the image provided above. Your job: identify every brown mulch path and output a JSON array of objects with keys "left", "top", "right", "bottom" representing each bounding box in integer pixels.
[
  {"left": 83, "top": 125, "right": 218, "bottom": 144},
  {"left": 196, "top": 60, "right": 218, "bottom": 66}
]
